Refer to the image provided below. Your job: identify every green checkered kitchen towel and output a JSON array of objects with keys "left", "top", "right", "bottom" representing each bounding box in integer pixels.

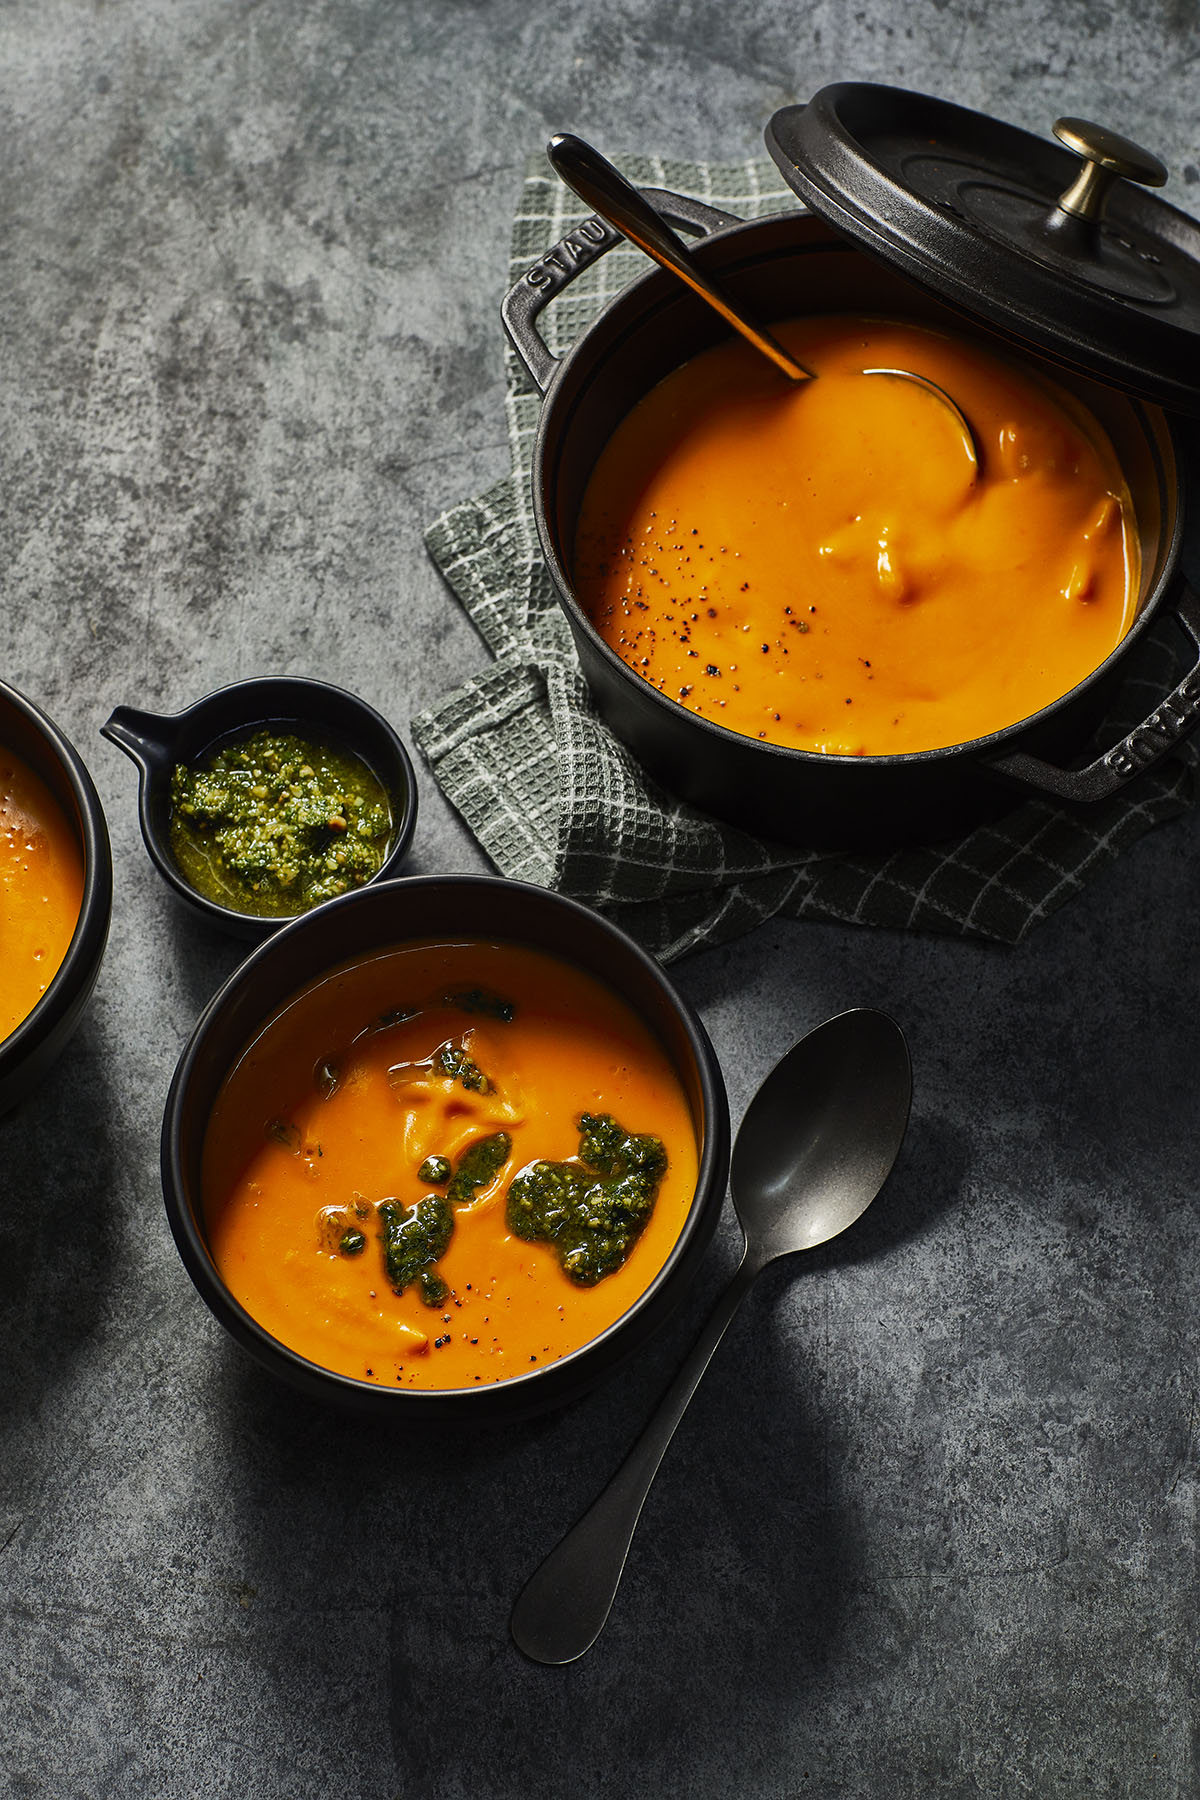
[{"left": 412, "top": 153, "right": 1199, "bottom": 964}]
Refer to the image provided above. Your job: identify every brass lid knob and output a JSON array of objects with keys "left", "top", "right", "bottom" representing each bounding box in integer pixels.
[{"left": 1052, "top": 117, "right": 1167, "bottom": 221}]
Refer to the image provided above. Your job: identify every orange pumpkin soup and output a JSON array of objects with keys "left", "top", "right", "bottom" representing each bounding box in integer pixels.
[
  {"left": 574, "top": 315, "right": 1137, "bottom": 756},
  {"left": 202, "top": 939, "right": 699, "bottom": 1389},
  {"left": 0, "top": 747, "right": 84, "bottom": 1042}
]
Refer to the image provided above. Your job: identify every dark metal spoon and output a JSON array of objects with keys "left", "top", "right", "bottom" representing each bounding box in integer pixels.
[
  {"left": 510, "top": 1006, "right": 912, "bottom": 1665},
  {"left": 546, "top": 133, "right": 978, "bottom": 472}
]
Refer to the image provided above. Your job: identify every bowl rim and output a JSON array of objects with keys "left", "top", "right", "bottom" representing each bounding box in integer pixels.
[
  {"left": 0, "top": 676, "right": 113, "bottom": 1079},
  {"left": 103, "top": 674, "right": 419, "bottom": 940},
  {"left": 160, "top": 873, "right": 732, "bottom": 1417}
]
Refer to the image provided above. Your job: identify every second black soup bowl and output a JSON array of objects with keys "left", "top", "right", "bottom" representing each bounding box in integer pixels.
[
  {"left": 0, "top": 678, "right": 112, "bottom": 1116},
  {"left": 161, "top": 875, "right": 731, "bottom": 1423}
]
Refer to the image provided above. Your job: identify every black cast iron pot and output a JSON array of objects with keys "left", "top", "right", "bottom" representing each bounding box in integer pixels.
[
  {"left": 161, "top": 874, "right": 731, "bottom": 1424},
  {"left": 0, "top": 679, "right": 112, "bottom": 1115},
  {"left": 503, "top": 192, "right": 1199, "bottom": 848}
]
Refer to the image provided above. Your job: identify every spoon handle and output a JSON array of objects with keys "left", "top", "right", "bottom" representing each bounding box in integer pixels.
[
  {"left": 545, "top": 133, "right": 811, "bottom": 384},
  {"left": 510, "top": 1246, "right": 765, "bottom": 1665}
]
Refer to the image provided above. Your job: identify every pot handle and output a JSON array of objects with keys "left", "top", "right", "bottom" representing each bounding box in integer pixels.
[
  {"left": 501, "top": 187, "right": 742, "bottom": 394},
  {"left": 986, "top": 583, "right": 1200, "bottom": 802}
]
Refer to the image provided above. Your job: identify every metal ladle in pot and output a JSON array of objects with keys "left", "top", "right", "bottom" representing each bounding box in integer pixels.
[{"left": 547, "top": 132, "right": 979, "bottom": 472}]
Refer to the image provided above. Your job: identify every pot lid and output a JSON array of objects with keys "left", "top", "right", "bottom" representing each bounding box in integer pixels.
[{"left": 765, "top": 83, "right": 1200, "bottom": 416}]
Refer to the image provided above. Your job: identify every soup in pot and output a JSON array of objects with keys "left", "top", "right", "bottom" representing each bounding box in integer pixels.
[{"left": 573, "top": 316, "right": 1138, "bottom": 757}]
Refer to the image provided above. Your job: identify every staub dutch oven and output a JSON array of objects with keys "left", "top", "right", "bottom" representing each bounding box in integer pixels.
[{"left": 502, "top": 85, "right": 1200, "bottom": 847}]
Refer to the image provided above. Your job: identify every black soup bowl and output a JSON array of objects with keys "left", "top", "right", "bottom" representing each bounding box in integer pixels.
[
  {"left": 161, "top": 875, "right": 732, "bottom": 1423},
  {"left": 0, "top": 678, "right": 113, "bottom": 1116},
  {"left": 101, "top": 676, "right": 418, "bottom": 941}
]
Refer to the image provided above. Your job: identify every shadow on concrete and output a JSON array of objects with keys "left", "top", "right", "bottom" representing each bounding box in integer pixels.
[
  {"left": 192, "top": 1100, "right": 966, "bottom": 1800},
  {"left": 0, "top": 1011, "right": 120, "bottom": 1432},
  {"left": 166, "top": 899, "right": 259, "bottom": 1027},
  {"left": 382, "top": 1276, "right": 849, "bottom": 1800}
]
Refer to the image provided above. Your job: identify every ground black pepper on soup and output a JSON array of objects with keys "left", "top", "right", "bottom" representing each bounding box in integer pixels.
[{"left": 573, "top": 315, "right": 1137, "bottom": 756}]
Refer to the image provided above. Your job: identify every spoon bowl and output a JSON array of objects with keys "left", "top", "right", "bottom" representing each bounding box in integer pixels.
[
  {"left": 510, "top": 1006, "right": 912, "bottom": 1665},
  {"left": 732, "top": 1005, "right": 913, "bottom": 1264}
]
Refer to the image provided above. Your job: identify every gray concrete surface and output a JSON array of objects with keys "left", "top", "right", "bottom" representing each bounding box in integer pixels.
[{"left": 3, "top": 2, "right": 1200, "bottom": 1795}]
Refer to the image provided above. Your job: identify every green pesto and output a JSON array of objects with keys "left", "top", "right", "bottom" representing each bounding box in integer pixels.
[
  {"left": 446, "top": 1132, "right": 511, "bottom": 1205},
  {"left": 169, "top": 728, "right": 392, "bottom": 918},
  {"left": 505, "top": 1112, "right": 667, "bottom": 1285},
  {"left": 338, "top": 1228, "right": 366, "bottom": 1257},
  {"left": 433, "top": 1041, "right": 492, "bottom": 1093},
  {"left": 418, "top": 1155, "right": 452, "bottom": 1186},
  {"left": 443, "top": 987, "right": 517, "bottom": 1023},
  {"left": 577, "top": 1113, "right": 667, "bottom": 1187},
  {"left": 267, "top": 1117, "right": 301, "bottom": 1154},
  {"left": 378, "top": 1194, "right": 453, "bottom": 1307}
]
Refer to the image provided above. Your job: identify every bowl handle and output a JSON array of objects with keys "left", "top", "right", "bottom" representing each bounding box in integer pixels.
[
  {"left": 100, "top": 705, "right": 176, "bottom": 779},
  {"left": 501, "top": 186, "right": 741, "bottom": 394},
  {"left": 986, "top": 583, "right": 1200, "bottom": 802}
]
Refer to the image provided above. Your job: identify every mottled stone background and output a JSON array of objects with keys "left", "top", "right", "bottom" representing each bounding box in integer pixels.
[{"left": 3, "top": 2, "right": 1200, "bottom": 1795}]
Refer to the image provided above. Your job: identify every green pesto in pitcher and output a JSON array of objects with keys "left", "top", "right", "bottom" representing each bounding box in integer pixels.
[{"left": 169, "top": 728, "right": 392, "bottom": 917}]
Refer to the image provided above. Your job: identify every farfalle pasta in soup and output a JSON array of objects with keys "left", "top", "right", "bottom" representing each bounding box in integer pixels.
[{"left": 201, "top": 939, "right": 699, "bottom": 1388}]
